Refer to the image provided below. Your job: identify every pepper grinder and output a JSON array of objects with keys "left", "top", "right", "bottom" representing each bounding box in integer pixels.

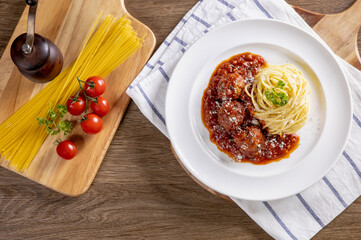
[{"left": 10, "top": 0, "right": 63, "bottom": 83}]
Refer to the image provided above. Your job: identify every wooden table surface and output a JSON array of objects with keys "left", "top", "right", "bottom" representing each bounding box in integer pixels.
[{"left": 1, "top": 0, "right": 361, "bottom": 239}]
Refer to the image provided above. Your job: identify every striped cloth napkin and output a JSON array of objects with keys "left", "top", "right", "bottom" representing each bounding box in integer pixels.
[{"left": 126, "top": 0, "right": 361, "bottom": 239}]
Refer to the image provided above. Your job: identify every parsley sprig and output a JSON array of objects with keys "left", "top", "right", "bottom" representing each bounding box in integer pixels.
[
  {"left": 265, "top": 80, "right": 289, "bottom": 106},
  {"left": 277, "top": 80, "right": 286, "bottom": 89},
  {"left": 37, "top": 104, "right": 73, "bottom": 136}
]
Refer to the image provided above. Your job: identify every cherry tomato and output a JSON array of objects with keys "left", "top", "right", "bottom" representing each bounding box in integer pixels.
[
  {"left": 56, "top": 140, "right": 77, "bottom": 160},
  {"left": 67, "top": 95, "right": 86, "bottom": 116},
  {"left": 91, "top": 97, "right": 110, "bottom": 117},
  {"left": 81, "top": 113, "right": 103, "bottom": 134},
  {"left": 84, "top": 76, "right": 106, "bottom": 98}
]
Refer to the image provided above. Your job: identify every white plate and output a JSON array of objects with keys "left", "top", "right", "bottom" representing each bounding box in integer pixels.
[{"left": 165, "top": 19, "right": 352, "bottom": 201}]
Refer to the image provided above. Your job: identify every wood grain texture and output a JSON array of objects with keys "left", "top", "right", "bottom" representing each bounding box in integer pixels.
[
  {"left": 0, "top": 0, "right": 156, "bottom": 196},
  {"left": 291, "top": 3, "right": 361, "bottom": 69},
  {"left": 311, "top": 0, "right": 361, "bottom": 69},
  {"left": 0, "top": 0, "right": 361, "bottom": 239}
]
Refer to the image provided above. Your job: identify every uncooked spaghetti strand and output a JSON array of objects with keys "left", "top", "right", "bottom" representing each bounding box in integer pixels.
[{"left": 0, "top": 13, "right": 143, "bottom": 171}]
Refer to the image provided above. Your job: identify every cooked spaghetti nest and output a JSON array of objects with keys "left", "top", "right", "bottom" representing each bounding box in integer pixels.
[{"left": 245, "top": 64, "right": 311, "bottom": 135}]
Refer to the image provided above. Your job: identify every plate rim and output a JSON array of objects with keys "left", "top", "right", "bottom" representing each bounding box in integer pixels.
[{"left": 165, "top": 18, "right": 352, "bottom": 201}]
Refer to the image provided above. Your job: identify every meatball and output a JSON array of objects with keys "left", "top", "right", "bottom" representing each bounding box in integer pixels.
[
  {"left": 217, "top": 73, "right": 245, "bottom": 100},
  {"left": 217, "top": 101, "right": 245, "bottom": 131},
  {"left": 234, "top": 127, "right": 265, "bottom": 158}
]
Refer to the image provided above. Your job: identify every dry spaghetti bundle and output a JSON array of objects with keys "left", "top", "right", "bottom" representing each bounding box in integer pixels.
[{"left": 0, "top": 14, "right": 143, "bottom": 171}]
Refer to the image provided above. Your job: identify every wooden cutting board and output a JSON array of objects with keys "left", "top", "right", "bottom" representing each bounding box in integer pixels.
[
  {"left": 0, "top": 0, "right": 155, "bottom": 196},
  {"left": 172, "top": 0, "right": 361, "bottom": 202}
]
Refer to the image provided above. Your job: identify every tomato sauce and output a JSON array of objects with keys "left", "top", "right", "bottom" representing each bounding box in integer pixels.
[{"left": 201, "top": 52, "right": 299, "bottom": 164}]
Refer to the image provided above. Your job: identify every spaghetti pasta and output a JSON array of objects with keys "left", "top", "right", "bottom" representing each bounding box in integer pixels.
[
  {"left": 0, "top": 14, "right": 143, "bottom": 171},
  {"left": 246, "top": 64, "right": 311, "bottom": 135}
]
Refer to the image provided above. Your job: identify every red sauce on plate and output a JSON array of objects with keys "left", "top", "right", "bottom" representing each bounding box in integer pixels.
[{"left": 201, "top": 52, "right": 299, "bottom": 164}]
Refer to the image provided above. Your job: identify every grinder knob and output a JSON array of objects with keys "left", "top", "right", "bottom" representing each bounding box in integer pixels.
[{"left": 10, "top": 0, "right": 63, "bottom": 83}]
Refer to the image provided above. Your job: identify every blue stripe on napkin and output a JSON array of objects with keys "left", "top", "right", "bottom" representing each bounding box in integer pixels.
[
  {"left": 226, "top": 12, "right": 236, "bottom": 21},
  {"left": 159, "top": 67, "right": 170, "bottom": 81},
  {"left": 253, "top": 0, "right": 273, "bottom": 19},
  {"left": 343, "top": 151, "right": 361, "bottom": 178},
  {"left": 296, "top": 194, "right": 325, "bottom": 227},
  {"left": 191, "top": 14, "right": 211, "bottom": 28},
  {"left": 146, "top": 63, "right": 155, "bottom": 69},
  {"left": 263, "top": 201, "right": 297, "bottom": 240},
  {"left": 218, "top": 0, "right": 235, "bottom": 9},
  {"left": 174, "top": 37, "right": 188, "bottom": 47},
  {"left": 353, "top": 114, "right": 361, "bottom": 128},
  {"left": 163, "top": 40, "right": 171, "bottom": 46},
  {"left": 137, "top": 85, "right": 166, "bottom": 125},
  {"left": 322, "top": 177, "right": 348, "bottom": 208}
]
